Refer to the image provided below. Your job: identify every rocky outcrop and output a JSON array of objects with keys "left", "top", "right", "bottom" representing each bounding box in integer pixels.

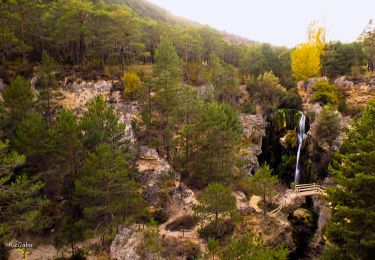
[
  {"left": 335, "top": 76, "right": 375, "bottom": 108},
  {"left": 297, "top": 77, "right": 328, "bottom": 114},
  {"left": 136, "top": 146, "right": 173, "bottom": 205},
  {"left": 59, "top": 78, "right": 139, "bottom": 143},
  {"left": 239, "top": 113, "right": 266, "bottom": 174},
  {"left": 110, "top": 226, "right": 143, "bottom": 260}
]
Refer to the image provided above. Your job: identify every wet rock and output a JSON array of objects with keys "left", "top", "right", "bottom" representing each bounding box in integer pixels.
[{"left": 239, "top": 113, "right": 266, "bottom": 174}]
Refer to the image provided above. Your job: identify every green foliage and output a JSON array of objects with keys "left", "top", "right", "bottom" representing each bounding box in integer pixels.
[
  {"left": 250, "top": 164, "right": 279, "bottom": 214},
  {"left": 311, "top": 80, "right": 339, "bottom": 106},
  {"left": 188, "top": 102, "right": 242, "bottom": 187},
  {"left": 14, "top": 112, "right": 50, "bottom": 169},
  {"left": 194, "top": 183, "right": 236, "bottom": 221},
  {"left": 220, "top": 234, "right": 288, "bottom": 260},
  {"left": 35, "top": 51, "right": 59, "bottom": 124},
  {"left": 80, "top": 96, "right": 126, "bottom": 151},
  {"left": 198, "top": 219, "right": 235, "bottom": 241},
  {"left": 250, "top": 71, "right": 286, "bottom": 116},
  {"left": 0, "top": 140, "right": 50, "bottom": 240},
  {"left": 364, "top": 30, "right": 375, "bottom": 71},
  {"left": 325, "top": 101, "right": 375, "bottom": 259},
  {"left": 1, "top": 76, "right": 34, "bottom": 132},
  {"left": 75, "top": 144, "right": 146, "bottom": 231},
  {"left": 311, "top": 105, "right": 341, "bottom": 149},
  {"left": 281, "top": 88, "right": 302, "bottom": 110},
  {"left": 322, "top": 41, "right": 367, "bottom": 78}
]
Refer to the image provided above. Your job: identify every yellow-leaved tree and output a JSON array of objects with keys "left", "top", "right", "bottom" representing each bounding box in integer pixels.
[
  {"left": 123, "top": 71, "right": 141, "bottom": 98},
  {"left": 291, "top": 21, "right": 326, "bottom": 81}
]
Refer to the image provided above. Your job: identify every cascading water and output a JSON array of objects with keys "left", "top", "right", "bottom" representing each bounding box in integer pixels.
[{"left": 295, "top": 112, "right": 306, "bottom": 183}]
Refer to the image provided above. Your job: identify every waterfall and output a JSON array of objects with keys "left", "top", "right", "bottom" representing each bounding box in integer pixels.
[{"left": 295, "top": 112, "right": 306, "bottom": 183}]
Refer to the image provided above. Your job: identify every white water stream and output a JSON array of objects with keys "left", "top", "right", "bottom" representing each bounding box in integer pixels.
[{"left": 295, "top": 112, "right": 306, "bottom": 183}]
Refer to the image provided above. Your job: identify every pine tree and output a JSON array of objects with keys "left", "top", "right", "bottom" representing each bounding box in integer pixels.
[
  {"left": 188, "top": 102, "right": 242, "bottom": 187},
  {"left": 75, "top": 144, "right": 145, "bottom": 233},
  {"left": 80, "top": 96, "right": 126, "bottom": 151},
  {"left": 1, "top": 76, "right": 34, "bottom": 135},
  {"left": 0, "top": 140, "right": 49, "bottom": 242},
  {"left": 324, "top": 101, "right": 375, "bottom": 259},
  {"left": 194, "top": 182, "right": 236, "bottom": 221},
  {"left": 35, "top": 51, "right": 59, "bottom": 124},
  {"left": 250, "top": 164, "right": 279, "bottom": 215}
]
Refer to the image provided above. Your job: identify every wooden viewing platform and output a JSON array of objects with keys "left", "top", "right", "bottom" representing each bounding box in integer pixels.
[{"left": 269, "top": 183, "right": 326, "bottom": 216}]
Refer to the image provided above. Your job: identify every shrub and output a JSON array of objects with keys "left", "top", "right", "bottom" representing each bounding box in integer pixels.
[
  {"left": 311, "top": 80, "right": 339, "bottom": 106},
  {"left": 161, "top": 237, "right": 200, "bottom": 260},
  {"left": 153, "top": 209, "right": 169, "bottom": 224},
  {"left": 165, "top": 215, "right": 198, "bottom": 231},
  {"left": 198, "top": 219, "right": 235, "bottom": 241},
  {"left": 123, "top": 71, "right": 141, "bottom": 98}
]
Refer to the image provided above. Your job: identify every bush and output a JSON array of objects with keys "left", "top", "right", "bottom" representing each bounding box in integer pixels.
[
  {"left": 311, "top": 80, "right": 339, "bottom": 106},
  {"left": 153, "top": 209, "right": 169, "bottom": 224},
  {"left": 281, "top": 88, "right": 302, "bottom": 110},
  {"left": 123, "top": 71, "right": 141, "bottom": 98},
  {"left": 198, "top": 219, "right": 235, "bottom": 241},
  {"left": 242, "top": 100, "right": 257, "bottom": 114},
  {"left": 165, "top": 215, "right": 198, "bottom": 231},
  {"left": 161, "top": 237, "right": 200, "bottom": 260}
]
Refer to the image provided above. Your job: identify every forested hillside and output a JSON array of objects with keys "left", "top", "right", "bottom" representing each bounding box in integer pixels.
[{"left": 1, "top": 1, "right": 375, "bottom": 259}]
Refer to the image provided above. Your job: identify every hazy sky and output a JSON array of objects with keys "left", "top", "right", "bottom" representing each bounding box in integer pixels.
[{"left": 147, "top": 0, "right": 375, "bottom": 47}]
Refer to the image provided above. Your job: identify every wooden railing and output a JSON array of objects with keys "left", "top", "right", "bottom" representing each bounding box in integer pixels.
[{"left": 268, "top": 183, "right": 326, "bottom": 216}]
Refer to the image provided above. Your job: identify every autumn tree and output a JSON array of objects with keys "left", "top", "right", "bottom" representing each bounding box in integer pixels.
[{"left": 291, "top": 22, "right": 326, "bottom": 81}]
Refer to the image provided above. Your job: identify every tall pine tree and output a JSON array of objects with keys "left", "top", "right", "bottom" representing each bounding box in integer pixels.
[{"left": 324, "top": 101, "right": 375, "bottom": 259}]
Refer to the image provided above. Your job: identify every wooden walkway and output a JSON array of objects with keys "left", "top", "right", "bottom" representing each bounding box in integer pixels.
[{"left": 269, "top": 183, "right": 326, "bottom": 216}]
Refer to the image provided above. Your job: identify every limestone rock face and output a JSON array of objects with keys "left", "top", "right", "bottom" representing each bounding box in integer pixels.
[
  {"left": 239, "top": 113, "right": 266, "bottom": 174},
  {"left": 136, "top": 146, "right": 173, "bottom": 205},
  {"left": 335, "top": 76, "right": 375, "bottom": 108},
  {"left": 110, "top": 226, "right": 142, "bottom": 260},
  {"left": 59, "top": 78, "right": 139, "bottom": 143}
]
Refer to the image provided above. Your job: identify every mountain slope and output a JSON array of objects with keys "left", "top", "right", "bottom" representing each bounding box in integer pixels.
[{"left": 107, "top": 0, "right": 255, "bottom": 45}]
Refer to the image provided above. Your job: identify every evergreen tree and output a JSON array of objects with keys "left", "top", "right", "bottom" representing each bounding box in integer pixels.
[
  {"left": 188, "top": 102, "right": 242, "bottom": 187},
  {"left": 35, "top": 51, "right": 59, "bottom": 124},
  {"left": 250, "top": 164, "right": 279, "bottom": 215},
  {"left": 143, "top": 35, "right": 182, "bottom": 159},
  {"left": 194, "top": 182, "right": 236, "bottom": 221},
  {"left": 75, "top": 144, "right": 145, "bottom": 233},
  {"left": 80, "top": 96, "right": 126, "bottom": 151},
  {"left": 0, "top": 140, "right": 49, "bottom": 242},
  {"left": 13, "top": 112, "right": 51, "bottom": 171},
  {"left": 50, "top": 109, "right": 83, "bottom": 201},
  {"left": 1, "top": 76, "right": 34, "bottom": 135},
  {"left": 324, "top": 101, "right": 375, "bottom": 259}
]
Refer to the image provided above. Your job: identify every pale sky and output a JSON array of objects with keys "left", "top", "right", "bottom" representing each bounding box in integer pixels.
[{"left": 147, "top": 0, "right": 375, "bottom": 47}]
